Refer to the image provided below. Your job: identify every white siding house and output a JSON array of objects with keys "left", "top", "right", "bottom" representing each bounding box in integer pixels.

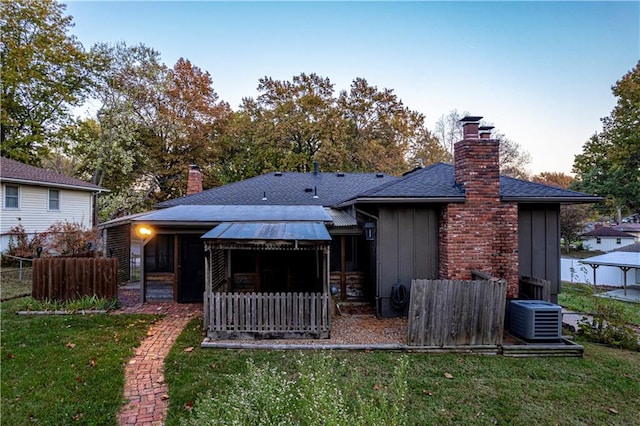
[
  {"left": 581, "top": 226, "right": 636, "bottom": 253},
  {"left": 0, "top": 157, "right": 106, "bottom": 253}
]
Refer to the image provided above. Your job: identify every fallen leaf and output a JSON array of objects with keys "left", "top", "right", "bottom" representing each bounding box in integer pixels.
[
  {"left": 373, "top": 384, "right": 381, "bottom": 391},
  {"left": 422, "top": 390, "right": 432, "bottom": 396},
  {"left": 444, "top": 372, "right": 454, "bottom": 379},
  {"left": 608, "top": 407, "right": 618, "bottom": 414},
  {"left": 209, "top": 363, "right": 216, "bottom": 369},
  {"left": 183, "top": 400, "right": 194, "bottom": 411},
  {"left": 183, "top": 347, "right": 194, "bottom": 353},
  {"left": 72, "top": 411, "right": 83, "bottom": 421},
  {"left": 7, "top": 353, "right": 14, "bottom": 359},
  {"left": 146, "top": 330, "right": 154, "bottom": 336},
  {"left": 75, "top": 377, "right": 83, "bottom": 383},
  {"left": 161, "top": 394, "right": 170, "bottom": 400},
  {"left": 65, "top": 342, "right": 76, "bottom": 349},
  {"left": 89, "top": 359, "right": 97, "bottom": 368}
]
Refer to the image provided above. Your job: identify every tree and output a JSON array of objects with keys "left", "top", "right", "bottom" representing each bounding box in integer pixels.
[
  {"left": 141, "top": 58, "right": 232, "bottom": 203},
  {"left": 573, "top": 61, "right": 640, "bottom": 221},
  {"left": 433, "top": 110, "right": 464, "bottom": 160},
  {"left": 433, "top": 110, "right": 531, "bottom": 178},
  {"left": 532, "top": 171, "right": 575, "bottom": 189},
  {"left": 337, "top": 78, "right": 435, "bottom": 174},
  {"left": 495, "top": 133, "right": 531, "bottom": 180},
  {"left": 0, "top": 0, "right": 97, "bottom": 164},
  {"left": 238, "top": 73, "right": 342, "bottom": 173},
  {"left": 231, "top": 74, "right": 437, "bottom": 177},
  {"left": 533, "top": 171, "right": 590, "bottom": 252}
]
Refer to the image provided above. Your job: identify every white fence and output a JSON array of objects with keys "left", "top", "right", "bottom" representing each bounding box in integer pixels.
[{"left": 561, "top": 258, "right": 639, "bottom": 287}]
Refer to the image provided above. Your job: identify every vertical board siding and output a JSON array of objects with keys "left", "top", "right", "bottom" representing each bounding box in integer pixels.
[
  {"left": 407, "top": 279, "right": 506, "bottom": 347},
  {"left": 32, "top": 258, "right": 118, "bottom": 300},
  {"left": 518, "top": 205, "right": 561, "bottom": 302},
  {"left": 207, "top": 292, "right": 330, "bottom": 339},
  {"left": 378, "top": 206, "right": 439, "bottom": 317}
]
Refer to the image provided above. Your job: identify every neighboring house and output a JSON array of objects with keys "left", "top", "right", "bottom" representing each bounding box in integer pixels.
[
  {"left": 0, "top": 157, "right": 106, "bottom": 253},
  {"left": 612, "top": 223, "right": 640, "bottom": 241},
  {"left": 580, "top": 227, "right": 636, "bottom": 252},
  {"left": 102, "top": 117, "right": 601, "bottom": 323}
]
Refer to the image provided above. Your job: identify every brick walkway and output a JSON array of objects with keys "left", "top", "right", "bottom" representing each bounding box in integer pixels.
[{"left": 115, "top": 303, "right": 202, "bottom": 426}]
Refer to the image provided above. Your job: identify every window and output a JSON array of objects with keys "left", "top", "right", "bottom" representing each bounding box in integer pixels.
[
  {"left": 48, "top": 189, "right": 60, "bottom": 210},
  {"left": 596, "top": 237, "right": 601, "bottom": 244},
  {"left": 144, "top": 234, "right": 174, "bottom": 272},
  {"left": 616, "top": 238, "right": 622, "bottom": 244},
  {"left": 4, "top": 185, "right": 19, "bottom": 208}
]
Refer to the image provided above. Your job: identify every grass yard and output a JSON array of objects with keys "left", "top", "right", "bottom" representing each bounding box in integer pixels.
[
  {"left": 165, "top": 319, "right": 640, "bottom": 425},
  {"left": 1, "top": 299, "right": 161, "bottom": 425},
  {"left": 1, "top": 266, "right": 33, "bottom": 300},
  {"left": 559, "top": 282, "right": 640, "bottom": 325}
]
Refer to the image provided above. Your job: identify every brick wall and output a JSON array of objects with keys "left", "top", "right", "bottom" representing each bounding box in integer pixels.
[
  {"left": 439, "top": 125, "right": 519, "bottom": 298},
  {"left": 186, "top": 165, "right": 203, "bottom": 195}
]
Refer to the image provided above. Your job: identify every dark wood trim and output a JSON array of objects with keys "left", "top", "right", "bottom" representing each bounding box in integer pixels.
[{"left": 340, "top": 236, "right": 346, "bottom": 300}]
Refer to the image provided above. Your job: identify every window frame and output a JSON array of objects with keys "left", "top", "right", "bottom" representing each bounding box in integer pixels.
[
  {"left": 48, "top": 189, "right": 61, "bottom": 211},
  {"left": 4, "top": 185, "right": 19, "bottom": 209}
]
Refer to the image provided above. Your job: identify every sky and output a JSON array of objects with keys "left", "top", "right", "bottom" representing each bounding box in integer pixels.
[{"left": 64, "top": 1, "right": 640, "bottom": 175}]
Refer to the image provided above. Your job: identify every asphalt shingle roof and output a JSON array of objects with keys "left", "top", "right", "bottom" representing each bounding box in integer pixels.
[
  {"left": 581, "top": 227, "right": 635, "bottom": 238},
  {"left": 155, "top": 171, "right": 397, "bottom": 208},
  {"left": 0, "top": 157, "right": 105, "bottom": 191},
  {"left": 354, "top": 163, "right": 600, "bottom": 202},
  {"left": 614, "top": 242, "right": 640, "bottom": 253},
  {"left": 155, "top": 162, "right": 600, "bottom": 209}
]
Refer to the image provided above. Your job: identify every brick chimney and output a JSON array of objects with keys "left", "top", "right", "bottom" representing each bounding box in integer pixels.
[
  {"left": 186, "top": 164, "right": 203, "bottom": 195},
  {"left": 439, "top": 116, "right": 519, "bottom": 298}
]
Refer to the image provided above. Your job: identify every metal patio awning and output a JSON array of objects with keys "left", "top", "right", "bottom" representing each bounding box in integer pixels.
[
  {"left": 202, "top": 222, "right": 331, "bottom": 242},
  {"left": 579, "top": 252, "right": 640, "bottom": 295}
]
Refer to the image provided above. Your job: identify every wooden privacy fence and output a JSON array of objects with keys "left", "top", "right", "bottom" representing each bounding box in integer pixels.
[
  {"left": 518, "top": 276, "right": 551, "bottom": 302},
  {"left": 407, "top": 279, "right": 507, "bottom": 347},
  {"left": 32, "top": 258, "right": 118, "bottom": 301},
  {"left": 206, "top": 292, "right": 331, "bottom": 339}
]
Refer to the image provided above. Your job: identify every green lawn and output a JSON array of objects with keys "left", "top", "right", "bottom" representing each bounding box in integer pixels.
[
  {"left": 165, "top": 319, "right": 640, "bottom": 426},
  {"left": 1, "top": 266, "right": 32, "bottom": 300},
  {"left": 559, "top": 282, "right": 640, "bottom": 325},
  {"left": 1, "top": 299, "right": 160, "bottom": 425}
]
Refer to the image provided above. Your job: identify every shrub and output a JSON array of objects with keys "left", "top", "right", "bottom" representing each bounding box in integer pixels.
[
  {"left": 181, "top": 354, "right": 409, "bottom": 426},
  {"left": 1, "top": 221, "right": 101, "bottom": 260},
  {"left": 578, "top": 298, "right": 639, "bottom": 351}
]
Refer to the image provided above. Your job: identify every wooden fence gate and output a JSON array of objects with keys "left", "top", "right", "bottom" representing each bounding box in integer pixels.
[
  {"left": 32, "top": 258, "right": 118, "bottom": 301},
  {"left": 407, "top": 279, "right": 507, "bottom": 347},
  {"left": 206, "top": 292, "right": 331, "bottom": 339}
]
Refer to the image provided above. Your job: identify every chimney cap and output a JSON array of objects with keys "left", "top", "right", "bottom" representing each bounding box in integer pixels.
[
  {"left": 189, "top": 164, "right": 200, "bottom": 171},
  {"left": 459, "top": 116, "right": 483, "bottom": 123},
  {"left": 478, "top": 125, "right": 494, "bottom": 131}
]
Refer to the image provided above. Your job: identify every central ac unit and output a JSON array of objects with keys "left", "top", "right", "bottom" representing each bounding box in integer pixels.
[{"left": 510, "top": 300, "right": 562, "bottom": 341}]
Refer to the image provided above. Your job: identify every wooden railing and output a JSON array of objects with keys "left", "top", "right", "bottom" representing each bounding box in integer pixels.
[
  {"left": 32, "top": 257, "right": 118, "bottom": 301},
  {"left": 206, "top": 292, "right": 331, "bottom": 339},
  {"left": 407, "top": 279, "right": 507, "bottom": 347},
  {"left": 518, "top": 276, "right": 551, "bottom": 302}
]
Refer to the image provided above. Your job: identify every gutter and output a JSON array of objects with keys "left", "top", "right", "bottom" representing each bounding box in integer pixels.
[
  {"left": 337, "top": 196, "right": 465, "bottom": 208},
  {"left": 0, "top": 177, "right": 108, "bottom": 193}
]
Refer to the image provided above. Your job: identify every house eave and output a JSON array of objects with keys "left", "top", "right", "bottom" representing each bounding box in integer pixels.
[
  {"left": 0, "top": 177, "right": 108, "bottom": 193},
  {"left": 501, "top": 196, "right": 603, "bottom": 204},
  {"left": 338, "top": 196, "right": 465, "bottom": 207}
]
